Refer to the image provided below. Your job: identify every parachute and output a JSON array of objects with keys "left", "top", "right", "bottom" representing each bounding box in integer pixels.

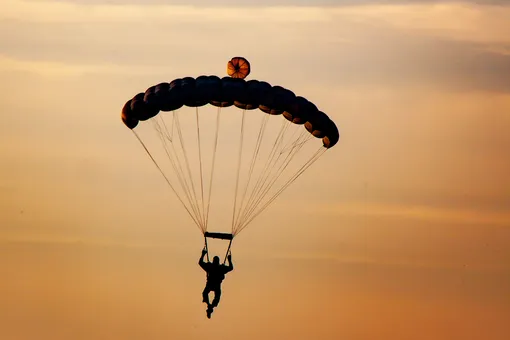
[
  {"left": 121, "top": 57, "right": 339, "bottom": 254},
  {"left": 227, "top": 57, "right": 251, "bottom": 79}
]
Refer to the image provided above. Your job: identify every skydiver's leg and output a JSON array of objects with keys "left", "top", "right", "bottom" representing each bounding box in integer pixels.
[
  {"left": 211, "top": 287, "right": 221, "bottom": 308},
  {"left": 202, "top": 286, "right": 211, "bottom": 304}
]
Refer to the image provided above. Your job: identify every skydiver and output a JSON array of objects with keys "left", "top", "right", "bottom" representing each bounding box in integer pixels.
[{"left": 198, "top": 248, "right": 234, "bottom": 319}]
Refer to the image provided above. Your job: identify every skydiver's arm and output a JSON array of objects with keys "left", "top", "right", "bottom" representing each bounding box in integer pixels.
[
  {"left": 225, "top": 254, "right": 233, "bottom": 273},
  {"left": 199, "top": 249, "right": 208, "bottom": 270}
]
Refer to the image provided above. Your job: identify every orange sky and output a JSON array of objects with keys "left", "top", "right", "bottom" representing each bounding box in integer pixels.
[{"left": 1, "top": 1, "right": 509, "bottom": 339}]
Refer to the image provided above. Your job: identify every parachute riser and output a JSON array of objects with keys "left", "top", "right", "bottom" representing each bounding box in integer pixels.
[
  {"left": 223, "top": 239, "right": 233, "bottom": 265},
  {"left": 204, "top": 237, "right": 210, "bottom": 263}
]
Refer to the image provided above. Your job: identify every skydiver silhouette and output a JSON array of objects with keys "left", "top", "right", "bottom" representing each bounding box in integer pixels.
[{"left": 199, "top": 248, "right": 233, "bottom": 319}]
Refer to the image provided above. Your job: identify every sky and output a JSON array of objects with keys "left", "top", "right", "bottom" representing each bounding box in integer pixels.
[{"left": 1, "top": 0, "right": 510, "bottom": 339}]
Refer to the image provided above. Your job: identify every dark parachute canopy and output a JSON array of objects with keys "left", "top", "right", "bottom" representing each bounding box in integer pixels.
[
  {"left": 121, "top": 57, "right": 339, "bottom": 239},
  {"left": 122, "top": 78, "right": 338, "bottom": 148}
]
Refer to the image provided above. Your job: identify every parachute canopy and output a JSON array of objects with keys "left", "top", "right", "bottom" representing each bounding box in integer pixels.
[
  {"left": 227, "top": 57, "right": 251, "bottom": 79},
  {"left": 121, "top": 76, "right": 338, "bottom": 148},
  {"left": 121, "top": 57, "right": 339, "bottom": 239}
]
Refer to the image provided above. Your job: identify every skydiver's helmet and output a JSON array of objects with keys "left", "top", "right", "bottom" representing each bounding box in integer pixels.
[{"left": 213, "top": 256, "right": 220, "bottom": 265}]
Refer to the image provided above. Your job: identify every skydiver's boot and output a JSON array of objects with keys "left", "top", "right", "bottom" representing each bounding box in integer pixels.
[{"left": 206, "top": 305, "right": 214, "bottom": 319}]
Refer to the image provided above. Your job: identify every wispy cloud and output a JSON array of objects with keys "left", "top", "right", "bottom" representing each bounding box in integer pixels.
[
  {"left": 2, "top": 2, "right": 510, "bottom": 93},
  {"left": 330, "top": 202, "right": 510, "bottom": 227},
  {"left": 20, "top": 0, "right": 510, "bottom": 7},
  {"left": 2, "top": 0, "right": 333, "bottom": 23},
  {"left": 0, "top": 55, "right": 179, "bottom": 77}
]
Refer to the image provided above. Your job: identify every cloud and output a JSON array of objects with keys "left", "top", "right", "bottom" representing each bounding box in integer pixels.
[
  {"left": 331, "top": 202, "right": 510, "bottom": 227},
  {"left": 2, "top": 4, "right": 510, "bottom": 93},
  {"left": 2, "top": 0, "right": 334, "bottom": 23},
  {"left": 0, "top": 55, "right": 177, "bottom": 77},
  {"left": 20, "top": 0, "right": 510, "bottom": 6}
]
